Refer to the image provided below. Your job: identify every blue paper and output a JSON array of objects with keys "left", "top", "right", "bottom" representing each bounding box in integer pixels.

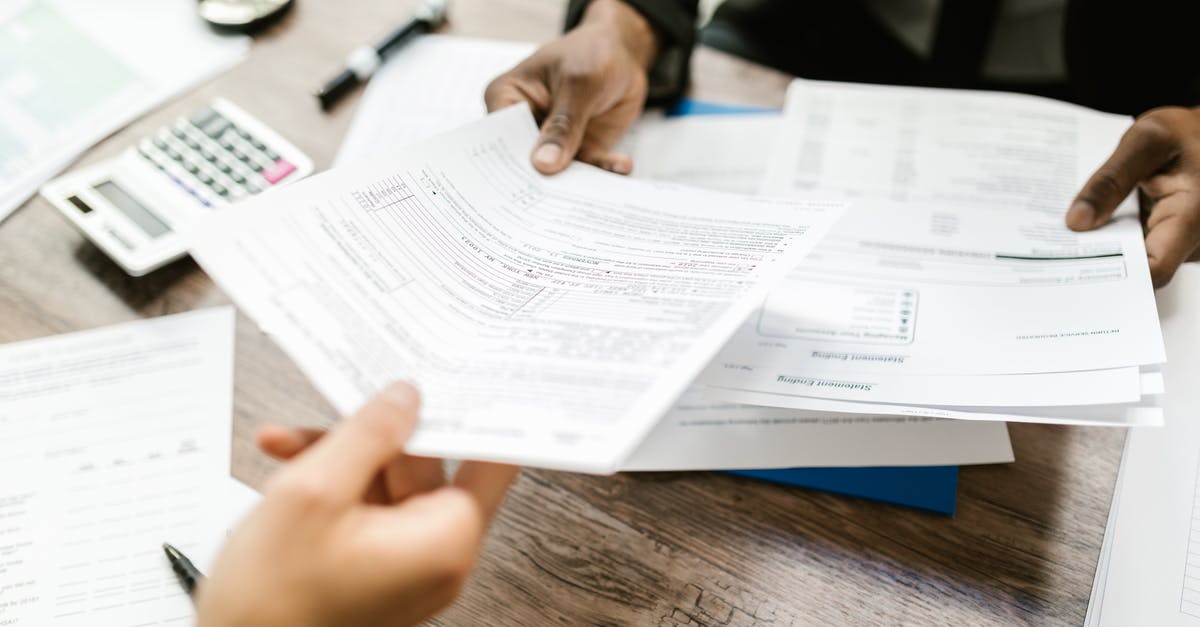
[{"left": 666, "top": 98, "right": 960, "bottom": 515}]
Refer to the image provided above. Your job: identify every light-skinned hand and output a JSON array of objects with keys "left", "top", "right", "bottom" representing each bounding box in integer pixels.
[
  {"left": 1067, "top": 106, "right": 1200, "bottom": 287},
  {"left": 484, "top": 0, "right": 659, "bottom": 175},
  {"left": 196, "top": 382, "right": 518, "bottom": 627}
]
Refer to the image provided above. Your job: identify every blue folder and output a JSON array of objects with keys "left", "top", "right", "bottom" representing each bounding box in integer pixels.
[
  {"left": 726, "top": 467, "right": 959, "bottom": 515},
  {"left": 665, "top": 98, "right": 960, "bottom": 516}
]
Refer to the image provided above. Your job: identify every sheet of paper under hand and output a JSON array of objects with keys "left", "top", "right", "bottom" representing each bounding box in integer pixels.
[
  {"left": 0, "top": 308, "right": 234, "bottom": 626},
  {"left": 702, "top": 78, "right": 1166, "bottom": 420},
  {"left": 623, "top": 112, "right": 1148, "bottom": 409},
  {"left": 189, "top": 104, "right": 843, "bottom": 473},
  {"left": 334, "top": 35, "right": 535, "bottom": 166}
]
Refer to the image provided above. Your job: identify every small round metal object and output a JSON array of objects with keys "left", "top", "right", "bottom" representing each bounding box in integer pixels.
[{"left": 197, "top": 0, "right": 294, "bottom": 32}]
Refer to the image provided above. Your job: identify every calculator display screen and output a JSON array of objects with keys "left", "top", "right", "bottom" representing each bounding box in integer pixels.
[{"left": 93, "top": 180, "right": 171, "bottom": 239}]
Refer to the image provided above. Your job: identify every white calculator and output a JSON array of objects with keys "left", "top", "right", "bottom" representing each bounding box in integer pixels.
[{"left": 41, "top": 99, "right": 313, "bottom": 276}]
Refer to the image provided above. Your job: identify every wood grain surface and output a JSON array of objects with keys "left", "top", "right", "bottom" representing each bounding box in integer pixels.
[{"left": 0, "top": 1, "right": 1123, "bottom": 624}]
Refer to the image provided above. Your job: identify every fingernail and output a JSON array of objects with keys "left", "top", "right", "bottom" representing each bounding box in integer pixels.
[
  {"left": 533, "top": 143, "right": 562, "bottom": 168},
  {"left": 1068, "top": 200, "right": 1096, "bottom": 228},
  {"left": 381, "top": 381, "right": 420, "bottom": 409},
  {"left": 280, "top": 427, "right": 309, "bottom": 447},
  {"left": 608, "top": 160, "right": 632, "bottom": 175}
]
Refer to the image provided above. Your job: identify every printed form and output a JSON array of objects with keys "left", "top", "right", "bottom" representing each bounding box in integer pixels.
[
  {"left": 0, "top": 308, "right": 234, "bottom": 626},
  {"left": 190, "top": 104, "right": 843, "bottom": 473},
  {"left": 702, "top": 79, "right": 1166, "bottom": 419}
]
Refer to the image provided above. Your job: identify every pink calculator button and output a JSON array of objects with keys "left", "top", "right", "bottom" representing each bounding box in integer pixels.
[{"left": 261, "top": 159, "right": 297, "bottom": 184}]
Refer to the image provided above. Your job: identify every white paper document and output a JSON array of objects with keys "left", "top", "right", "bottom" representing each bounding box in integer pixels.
[
  {"left": 717, "top": 388, "right": 1163, "bottom": 427},
  {"left": 1086, "top": 266, "right": 1200, "bottom": 625},
  {"left": 711, "top": 365, "right": 1148, "bottom": 408},
  {"left": 213, "top": 478, "right": 262, "bottom": 560},
  {"left": 0, "top": 0, "right": 249, "bottom": 221},
  {"left": 622, "top": 386, "right": 1013, "bottom": 470},
  {"left": 335, "top": 35, "right": 535, "bottom": 166},
  {"left": 701, "top": 79, "right": 1165, "bottom": 417},
  {"left": 604, "top": 93, "right": 1159, "bottom": 438},
  {"left": 617, "top": 112, "right": 778, "bottom": 195},
  {"left": 0, "top": 308, "right": 235, "bottom": 626},
  {"left": 191, "top": 104, "right": 843, "bottom": 473}
]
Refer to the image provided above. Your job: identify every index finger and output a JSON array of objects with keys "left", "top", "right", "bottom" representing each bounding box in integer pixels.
[
  {"left": 1144, "top": 197, "right": 1200, "bottom": 287},
  {"left": 452, "top": 461, "right": 519, "bottom": 523},
  {"left": 1068, "top": 116, "right": 1180, "bottom": 231},
  {"left": 483, "top": 66, "right": 545, "bottom": 114},
  {"left": 258, "top": 425, "right": 325, "bottom": 461},
  {"left": 483, "top": 77, "right": 524, "bottom": 113}
]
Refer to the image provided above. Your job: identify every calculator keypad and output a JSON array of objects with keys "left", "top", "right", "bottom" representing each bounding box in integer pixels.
[{"left": 134, "top": 106, "right": 299, "bottom": 207}]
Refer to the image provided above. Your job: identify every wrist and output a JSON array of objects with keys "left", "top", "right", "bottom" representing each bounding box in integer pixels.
[{"left": 579, "top": 0, "right": 660, "bottom": 70}]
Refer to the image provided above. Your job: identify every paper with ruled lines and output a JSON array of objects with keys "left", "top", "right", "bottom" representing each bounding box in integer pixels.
[{"left": 0, "top": 308, "right": 234, "bottom": 626}]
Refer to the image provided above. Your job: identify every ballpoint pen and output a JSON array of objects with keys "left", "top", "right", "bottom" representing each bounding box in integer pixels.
[
  {"left": 163, "top": 542, "right": 205, "bottom": 599},
  {"left": 315, "top": 0, "right": 450, "bottom": 111}
]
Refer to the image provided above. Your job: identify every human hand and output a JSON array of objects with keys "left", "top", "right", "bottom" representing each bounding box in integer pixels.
[
  {"left": 484, "top": 0, "right": 659, "bottom": 175},
  {"left": 196, "top": 382, "right": 518, "bottom": 627},
  {"left": 1067, "top": 106, "right": 1200, "bottom": 287}
]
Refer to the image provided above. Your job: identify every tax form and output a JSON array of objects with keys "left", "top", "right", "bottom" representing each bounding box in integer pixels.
[
  {"left": 0, "top": 308, "right": 234, "bottom": 626},
  {"left": 0, "top": 0, "right": 249, "bottom": 221},
  {"left": 190, "top": 104, "right": 843, "bottom": 473},
  {"left": 701, "top": 79, "right": 1166, "bottom": 413}
]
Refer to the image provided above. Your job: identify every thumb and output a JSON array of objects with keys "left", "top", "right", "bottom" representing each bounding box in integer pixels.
[
  {"left": 286, "top": 382, "right": 421, "bottom": 505},
  {"left": 532, "top": 88, "right": 593, "bottom": 175}
]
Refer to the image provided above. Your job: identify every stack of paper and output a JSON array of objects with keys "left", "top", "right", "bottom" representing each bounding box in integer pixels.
[
  {"left": 693, "top": 79, "right": 1166, "bottom": 427},
  {"left": 611, "top": 101, "right": 983, "bottom": 513},
  {"left": 182, "top": 37, "right": 1009, "bottom": 476},
  {"left": 185, "top": 37, "right": 1164, "bottom": 478},
  {"left": 329, "top": 36, "right": 1016, "bottom": 477}
]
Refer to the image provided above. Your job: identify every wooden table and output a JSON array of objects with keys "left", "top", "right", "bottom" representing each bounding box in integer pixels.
[{"left": 0, "top": 1, "right": 1124, "bottom": 624}]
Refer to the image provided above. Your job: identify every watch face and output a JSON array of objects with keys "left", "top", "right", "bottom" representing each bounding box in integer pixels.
[{"left": 197, "top": 0, "right": 293, "bottom": 29}]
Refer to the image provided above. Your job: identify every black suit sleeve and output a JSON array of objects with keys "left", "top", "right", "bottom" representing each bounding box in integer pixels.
[{"left": 565, "top": 0, "right": 700, "bottom": 104}]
